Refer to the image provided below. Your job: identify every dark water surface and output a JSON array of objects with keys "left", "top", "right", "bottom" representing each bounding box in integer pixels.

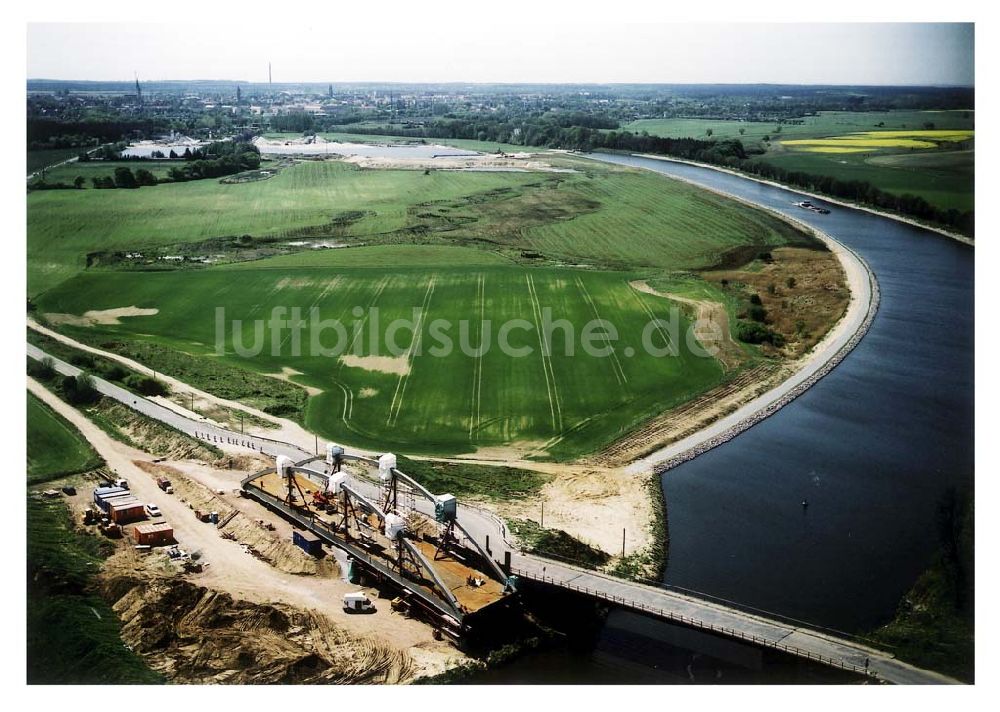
[
  {"left": 467, "top": 155, "right": 973, "bottom": 682},
  {"left": 592, "top": 153, "right": 974, "bottom": 634}
]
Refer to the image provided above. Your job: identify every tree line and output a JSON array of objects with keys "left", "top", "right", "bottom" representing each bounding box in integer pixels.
[{"left": 29, "top": 140, "right": 261, "bottom": 192}]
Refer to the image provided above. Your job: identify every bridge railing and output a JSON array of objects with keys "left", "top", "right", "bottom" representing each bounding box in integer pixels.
[
  {"left": 511, "top": 567, "right": 879, "bottom": 681},
  {"left": 510, "top": 546, "right": 889, "bottom": 651}
]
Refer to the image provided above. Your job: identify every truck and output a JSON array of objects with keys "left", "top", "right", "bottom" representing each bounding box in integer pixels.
[
  {"left": 156, "top": 477, "right": 173, "bottom": 494},
  {"left": 343, "top": 592, "right": 375, "bottom": 613}
]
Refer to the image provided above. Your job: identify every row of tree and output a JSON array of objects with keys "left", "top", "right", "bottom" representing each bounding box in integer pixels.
[
  {"left": 164, "top": 140, "right": 261, "bottom": 182},
  {"left": 90, "top": 167, "right": 158, "bottom": 189}
]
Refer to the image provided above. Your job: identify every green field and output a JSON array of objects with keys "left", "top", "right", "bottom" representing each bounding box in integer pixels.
[
  {"left": 38, "top": 262, "right": 727, "bottom": 459},
  {"left": 623, "top": 110, "right": 975, "bottom": 213},
  {"left": 756, "top": 149, "right": 974, "bottom": 212},
  {"left": 35, "top": 159, "right": 192, "bottom": 187},
  {"left": 27, "top": 157, "right": 806, "bottom": 296},
  {"left": 30, "top": 150, "right": 817, "bottom": 459},
  {"left": 624, "top": 110, "right": 975, "bottom": 144},
  {"left": 27, "top": 391, "right": 103, "bottom": 484}
]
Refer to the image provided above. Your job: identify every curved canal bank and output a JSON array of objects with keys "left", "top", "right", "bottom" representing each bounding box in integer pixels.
[{"left": 591, "top": 152, "right": 974, "bottom": 635}]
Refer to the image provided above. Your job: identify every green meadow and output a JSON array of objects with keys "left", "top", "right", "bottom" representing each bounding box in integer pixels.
[
  {"left": 30, "top": 152, "right": 813, "bottom": 459},
  {"left": 27, "top": 391, "right": 103, "bottom": 484},
  {"left": 38, "top": 263, "right": 725, "bottom": 459}
]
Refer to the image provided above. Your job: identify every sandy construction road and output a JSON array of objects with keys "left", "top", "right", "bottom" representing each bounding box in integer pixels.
[{"left": 27, "top": 376, "right": 464, "bottom": 678}]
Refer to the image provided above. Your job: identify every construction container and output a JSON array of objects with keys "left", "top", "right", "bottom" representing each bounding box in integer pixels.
[
  {"left": 108, "top": 498, "right": 146, "bottom": 524},
  {"left": 93, "top": 486, "right": 126, "bottom": 508},
  {"left": 276, "top": 454, "right": 292, "bottom": 478},
  {"left": 133, "top": 522, "right": 174, "bottom": 546},
  {"left": 325, "top": 442, "right": 344, "bottom": 465},
  {"left": 100, "top": 490, "right": 136, "bottom": 510},
  {"left": 435, "top": 494, "right": 457, "bottom": 523},
  {"left": 292, "top": 529, "right": 323, "bottom": 556}
]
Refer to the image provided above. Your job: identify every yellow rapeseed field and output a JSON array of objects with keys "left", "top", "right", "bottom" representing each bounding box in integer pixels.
[{"left": 781, "top": 129, "right": 974, "bottom": 154}]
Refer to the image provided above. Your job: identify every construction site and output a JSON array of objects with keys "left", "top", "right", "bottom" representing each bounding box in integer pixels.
[{"left": 240, "top": 446, "right": 517, "bottom": 641}]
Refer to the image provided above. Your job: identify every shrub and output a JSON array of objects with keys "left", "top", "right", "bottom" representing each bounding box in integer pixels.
[
  {"left": 69, "top": 353, "right": 95, "bottom": 369},
  {"left": 123, "top": 374, "right": 169, "bottom": 397},
  {"left": 736, "top": 320, "right": 772, "bottom": 344},
  {"left": 748, "top": 304, "right": 767, "bottom": 322},
  {"left": 63, "top": 373, "right": 99, "bottom": 405}
]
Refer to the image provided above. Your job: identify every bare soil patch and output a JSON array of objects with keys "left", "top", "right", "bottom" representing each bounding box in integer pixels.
[
  {"left": 339, "top": 353, "right": 410, "bottom": 376},
  {"left": 265, "top": 366, "right": 322, "bottom": 396},
  {"left": 47, "top": 306, "right": 159, "bottom": 327}
]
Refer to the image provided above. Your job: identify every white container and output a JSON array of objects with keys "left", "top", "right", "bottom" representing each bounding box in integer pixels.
[
  {"left": 383, "top": 512, "right": 405, "bottom": 540},
  {"left": 276, "top": 454, "right": 293, "bottom": 478},
  {"left": 378, "top": 453, "right": 397, "bottom": 482},
  {"left": 327, "top": 473, "right": 347, "bottom": 494}
]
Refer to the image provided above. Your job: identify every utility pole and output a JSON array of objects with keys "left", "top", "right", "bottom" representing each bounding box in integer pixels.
[
  {"left": 315, "top": 434, "right": 318, "bottom": 455},
  {"left": 622, "top": 528, "right": 626, "bottom": 558},
  {"left": 541, "top": 502, "right": 544, "bottom": 527},
  {"left": 240, "top": 413, "right": 244, "bottom": 435}
]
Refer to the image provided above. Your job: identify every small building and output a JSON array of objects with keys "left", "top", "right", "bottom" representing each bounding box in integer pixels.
[
  {"left": 133, "top": 522, "right": 174, "bottom": 546},
  {"left": 293, "top": 529, "right": 323, "bottom": 557},
  {"left": 108, "top": 497, "right": 146, "bottom": 524}
]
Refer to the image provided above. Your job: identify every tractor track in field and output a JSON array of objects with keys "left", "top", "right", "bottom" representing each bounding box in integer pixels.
[
  {"left": 574, "top": 276, "right": 628, "bottom": 387},
  {"left": 469, "top": 273, "right": 486, "bottom": 440},
  {"left": 525, "top": 273, "right": 563, "bottom": 433},
  {"left": 386, "top": 276, "right": 436, "bottom": 426}
]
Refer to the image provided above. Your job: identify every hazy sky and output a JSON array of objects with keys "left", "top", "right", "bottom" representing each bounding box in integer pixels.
[{"left": 27, "top": 23, "right": 974, "bottom": 85}]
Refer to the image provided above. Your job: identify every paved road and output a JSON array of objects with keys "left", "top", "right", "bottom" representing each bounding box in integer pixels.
[{"left": 27, "top": 342, "right": 957, "bottom": 684}]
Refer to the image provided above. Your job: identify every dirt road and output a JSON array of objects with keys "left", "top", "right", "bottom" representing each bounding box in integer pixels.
[{"left": 27, "top": 377, "right": 464, "bottom": 679}]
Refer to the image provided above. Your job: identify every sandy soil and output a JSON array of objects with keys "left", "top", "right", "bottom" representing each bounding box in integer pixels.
[
  {"left": 407, "top": 453, "right": 652, "bottom": 557},
  {"left": 339, "top": 353, "right": 410, "bottom": 376},
  {"left": 265, "top": 366, "right": 322, "bottom": 396},
  {"left": 27, "top": 377, "right": 464, "bottom": 680},
  {"left": 46, "top": 306, "right": 159, "bottom": 327},
  {"left": 499, "top": 466, "right": 653, "bottom": 557},
  {"left": 342, "top": 154, "right": 573, "bottom": 172}
]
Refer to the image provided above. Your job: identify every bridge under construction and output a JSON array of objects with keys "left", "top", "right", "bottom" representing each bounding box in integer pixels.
[
  {"left": 28, "top": 341, "right": 962, "bottom": 683},
  {"left": 240, "top": 448, "right": 516, "bottom": 639}
]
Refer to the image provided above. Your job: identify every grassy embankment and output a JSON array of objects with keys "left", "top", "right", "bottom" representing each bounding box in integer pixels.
[
  {"left": 27, "top": 392, "right": 103, "bottom": 484},
  {"left": 26, "top": 386, "right": 162, "bottom": 683},
  {"left": 27, "top": 355, "right": 221, "bottom": 461},
  {"left": 624, "top": 110, "right": 974, "bottom": 214},
  {"left": 30, "top": 155, "right": 826, "bottom": 460},
  {"left": 871, "top": 490, "right": 974, "bottom": 682}
]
